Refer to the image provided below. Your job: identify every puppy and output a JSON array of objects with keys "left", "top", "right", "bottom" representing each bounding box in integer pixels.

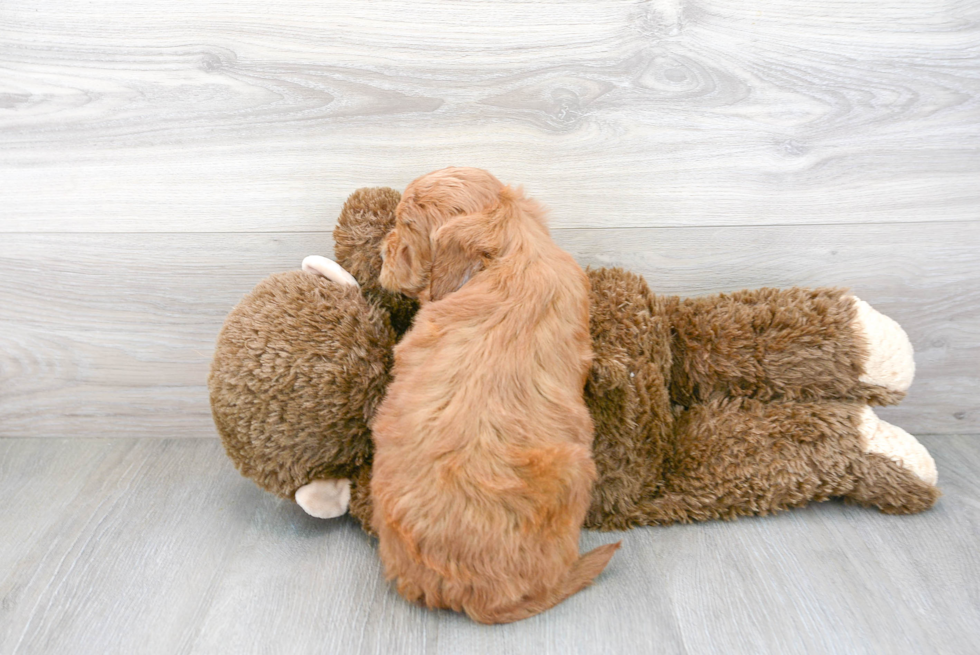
[{"left": 371, "top": 167, "right": 619, "bottom": 624}]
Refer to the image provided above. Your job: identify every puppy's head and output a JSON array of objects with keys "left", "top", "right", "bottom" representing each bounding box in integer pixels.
[{"left": 380, "top": 167, "right": 505, "bottom": 302}]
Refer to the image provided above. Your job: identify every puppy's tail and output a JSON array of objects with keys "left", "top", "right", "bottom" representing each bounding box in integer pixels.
[{"left": 466, "top": 542, "right": 621, "bottom": 625}]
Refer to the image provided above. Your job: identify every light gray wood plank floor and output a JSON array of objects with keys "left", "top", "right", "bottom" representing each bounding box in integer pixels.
[{"left": 1, "top": 435, "right": 978, "bottom": 655}]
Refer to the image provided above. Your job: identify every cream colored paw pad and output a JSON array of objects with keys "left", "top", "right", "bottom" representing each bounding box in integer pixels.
[
  {"left": 859, "top": 406, "right": 937, "bottom": 485},
  {"left": 850, "top": 297, "right": 915, "bottom": 393},
  {"left": 295, "top": 478, "right": 352, "bottom": 519}
]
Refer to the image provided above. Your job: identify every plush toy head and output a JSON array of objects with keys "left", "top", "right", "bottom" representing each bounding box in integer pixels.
[{"left": 208, "top": 269, "right": 394, "bottom": 522}]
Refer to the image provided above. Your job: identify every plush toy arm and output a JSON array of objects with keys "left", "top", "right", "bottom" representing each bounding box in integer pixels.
[
  {"left": 668, "top": 288, "right": 914, "bottom": 406},
  {"left": 302, "top": 255, "right": 360, "bottom": 288}
]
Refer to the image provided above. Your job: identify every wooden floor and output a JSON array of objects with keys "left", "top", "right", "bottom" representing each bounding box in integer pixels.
[{"left": 1, "top": 435, "right": 978, "bottom": 655}]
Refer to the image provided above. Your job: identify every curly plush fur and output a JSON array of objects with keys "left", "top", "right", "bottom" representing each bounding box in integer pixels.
[
  {"left": 333, "top": 186, "right": 419, "bottom": 337},
  {"left": 209, "top": 186, "right": 939, "bottom": 538},
  {"left": 210, "top": 273, "right": 393, "bottom": 496}
]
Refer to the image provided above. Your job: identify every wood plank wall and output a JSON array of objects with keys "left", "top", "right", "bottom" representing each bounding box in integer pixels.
[{"left": 1, "top": 0, "right": 978, "bottom": 437}]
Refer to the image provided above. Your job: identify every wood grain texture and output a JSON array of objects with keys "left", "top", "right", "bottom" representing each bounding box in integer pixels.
[
  {"left": 0, "top": 222, "right": 976, "bottom": 438},
  {"left": 2, "top": 4, "right": 977, "bottom": 651},
  {"left": 1, "top": 435, "right": 978, "bottom": 654},
  {"left": 2, "top": 0, "right": 979, "bottom": 231}
]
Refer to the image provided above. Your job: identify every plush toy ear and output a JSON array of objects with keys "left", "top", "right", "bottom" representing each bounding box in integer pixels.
[{"left": 428, "top": 212, "right": 498, "bottom": 302}]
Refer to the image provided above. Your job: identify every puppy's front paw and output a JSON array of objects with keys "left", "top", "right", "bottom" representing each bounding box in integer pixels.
[
  {"left": 294, "top": 478, "right": 352, "bottom": 519},
  {"left": 302, "top": 256, "right": 360, "bottom": 288}
]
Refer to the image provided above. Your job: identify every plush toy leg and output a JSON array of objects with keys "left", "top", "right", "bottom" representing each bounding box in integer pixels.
[
  {"left": 616, "top": 398, "right": 937, "bottom": 528},
  {"left": 845, "top": 455, "right": 940, "bottom": 515},
  {"left": 856, "top": 406, "right": 936, "bottom": 485},
  {"left": 619, "top": 398, "right": 862, "bottom": 526},
  {"left": 842, "top": 407, "right": 940, "bottom": 514},
  {"left": 850, "top": 297, "right": 915, "bottom": 396},
  {"left": 302, "top": 255, "right": 360, "bottom": 288},
  {"left": 295, "top": 478, "right": 352, "bottom": 519},
  {"left": 669, "top": 288, "right": 915, "bottom": 406}
]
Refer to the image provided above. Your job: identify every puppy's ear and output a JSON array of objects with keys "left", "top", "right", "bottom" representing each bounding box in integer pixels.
[{"left": 429, "top": 213, "right": 497, "bottom": 301}]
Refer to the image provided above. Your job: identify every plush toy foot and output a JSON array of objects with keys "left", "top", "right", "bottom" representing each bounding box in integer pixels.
[
  {"left": 294, "top": 478, "right": 352, "bottom": 519},
  {"left": 858, "top": 406, "right": 937, "bottom": 485},
  {"left": 850, "top": 297, "right": 915, "bottom": 394},
  {"left": 302, "top": 256, "right": 360, "bottom": 288}
]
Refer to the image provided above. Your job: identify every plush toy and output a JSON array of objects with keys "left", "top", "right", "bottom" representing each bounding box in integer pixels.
[{"left": 209, "top": 188, "right": 939, "bottom": 534}]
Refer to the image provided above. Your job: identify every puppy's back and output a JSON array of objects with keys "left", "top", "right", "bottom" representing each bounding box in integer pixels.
[{"left": 372, "top": 169, "right": 618, "bottom": 623}]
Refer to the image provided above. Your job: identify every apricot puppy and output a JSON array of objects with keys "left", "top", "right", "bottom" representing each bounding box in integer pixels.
[{"left": 371, "top": 167, "right": 618, "bottom": 623}]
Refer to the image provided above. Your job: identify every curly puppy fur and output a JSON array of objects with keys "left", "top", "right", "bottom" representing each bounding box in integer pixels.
[
  {"left": 370, "top": 168, "right": 618, "bottom": 624},
  {"left": 209, "top": 186, "right": 939, "bottom": 540}
]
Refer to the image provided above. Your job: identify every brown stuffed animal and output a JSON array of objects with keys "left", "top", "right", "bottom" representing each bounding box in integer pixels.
[{"left": 209, "top": 187, "right": 939, "bottom": 534}]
